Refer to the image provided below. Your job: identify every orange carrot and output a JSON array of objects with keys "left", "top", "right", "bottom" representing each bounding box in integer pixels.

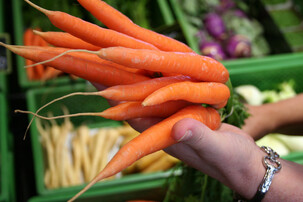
[
  {"left": 32, "top": 33, "right": 45, "bottom": 79},
  {"left": 211, "top": 100, "right": 228, "bottom": 109},
  {"left": 33, "top": 30, "right": 102, "bottom": 51},
  {"left": 25, "top": 0, "right": 159, "bottom": 50},
  {"left": 77, "top": 0, "right": 193, "bottom": 52},
  {"left": 68, "top": 105, "right": 221, "bottom": 201},
  {"left": 22, "top": 45, "right": 148, "bottom": 75},
  {"left": 99, "top": 75, "right": 194, "bottom": 101},
  {"left": 23, "top": 28, "right": 36, "bottom": 80},
  {"left": 142, "top": 81, "right": 230, "bottom": 106},
  {"left": 1, "top": 43, "right": 149, "bottom": 86},
  {"left": 20, "top": 100, "right": 192, "bottom": 122},
  {"left": 99, "top": 100, "right": 191, "bottom": 120},
  {"left": 41, "top": 67, "right": 63, "bottom": 81},
  {"left": 97, "top": 47, "right": 229, "bottom": 83}
]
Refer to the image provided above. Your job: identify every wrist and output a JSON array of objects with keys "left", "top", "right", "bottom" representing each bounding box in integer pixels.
[
  {"left": 259, "top": 103, "right": 281, "bottom": 135},
  {"left": 232, "top": 146, "right": 266, "bottom": 199}
]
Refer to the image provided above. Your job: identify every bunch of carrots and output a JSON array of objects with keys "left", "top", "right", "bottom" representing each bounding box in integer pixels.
[
  {"left": 23, "top": 28, "right": 64, "bottom": 81},
  {"left": 2, "top": 0, "right": 231, "bottom": 201}
]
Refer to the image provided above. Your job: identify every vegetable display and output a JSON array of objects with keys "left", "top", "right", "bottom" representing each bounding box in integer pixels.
[
  {"left": 36, "top": 114, "right": 178, "bottom": 189},
  {"left": 2, "top": 0, "right": 249, "bottom": 201},
  {"left": 176, "top": 0, "right": 271, "bottom": 59},
  {"left": 235, "top": 80, "right": 303, "bottom": 156}
]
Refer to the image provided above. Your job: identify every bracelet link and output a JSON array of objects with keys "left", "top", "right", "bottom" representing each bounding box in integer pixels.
[
  {"left": 233, "top": 146, "right": 282, "bottom": 202},
  {"left": 251, "top": 146, "right": 282, "bottom": 202}
]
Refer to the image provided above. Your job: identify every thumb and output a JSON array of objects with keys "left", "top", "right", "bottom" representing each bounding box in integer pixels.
[{"left": 171, "top": 118, "right": 219, "bottom": 153}]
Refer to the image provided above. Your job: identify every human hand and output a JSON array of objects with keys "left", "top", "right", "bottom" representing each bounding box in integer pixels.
[
  {"left": 93, "top": 82, "right": 303, "bottom": 200},
  {"left": 165, "top": 118, "right": 265, "bottom": 200},
  {"left": 242, "top": 104, "right": 277, "bottom": 140}
]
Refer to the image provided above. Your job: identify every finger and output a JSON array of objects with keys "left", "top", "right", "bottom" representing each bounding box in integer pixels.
[{"left": 171, "top": 118, "right": 218, "bottom": 152}]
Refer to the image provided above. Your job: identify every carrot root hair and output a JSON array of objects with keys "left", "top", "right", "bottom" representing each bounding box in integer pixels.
[
  {"left": 21, "top": 91, "right": 100, "bottom": 140},
  {"left": 24, "top": 49, "right": 98, "bottom": 68},
  {"left": 14, "top": 109, "right": 102, "bottom": 120}
]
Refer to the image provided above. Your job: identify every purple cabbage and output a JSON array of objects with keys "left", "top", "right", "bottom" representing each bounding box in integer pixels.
[
  {"left": 225, "top": 35, "right": 251, "bottom": 58},
  {"left": 200, "top": 41, "right": 227, "bottom": 61},
  {"left": 203, "top": 13, "right": 227, "bottom": 40}
]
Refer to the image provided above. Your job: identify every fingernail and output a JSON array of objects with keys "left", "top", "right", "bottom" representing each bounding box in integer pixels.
[{"left": 176, "top": 130, "right": 192, "bottom": 142}]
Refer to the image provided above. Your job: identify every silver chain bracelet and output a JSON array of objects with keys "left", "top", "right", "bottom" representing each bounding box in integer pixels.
[
  {"left": 252, "top": 146, "right": 282, "bottom": 201},
  {"left": 234, "top": 146, "right": 282, "bottom": 202}
]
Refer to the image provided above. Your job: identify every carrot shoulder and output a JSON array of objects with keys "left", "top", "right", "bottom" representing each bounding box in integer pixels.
[
  {"left": 142, "top": 81, "right": 230, "bottom": 106},
  {"left": 25, "top": 0, "right": 159, "bottom": 50},
  {"left": 77, "top": 0, "right": 193, "bottom": 52},
  {"left": 68, "top": 105, "right": 221, "bottom": 201},
  {"left": 97, "top": 47, "right": 229, "bottom": 83}
]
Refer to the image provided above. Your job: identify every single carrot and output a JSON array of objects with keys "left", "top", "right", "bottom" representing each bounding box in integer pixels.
[
  {"left": 0, "top": 43, "right": 149, "bottom": 86},
  {"left": 17, "top": 100, "right": 192, "bottom": 122},
  {"left": 77, "top": 0, "right": 193, "bottom": 53},
  {"left": 25, "top": 0, "right": 159, "bottom": 50},
  {"left": 99, "top": 75, "right": 194, "bottom": 101},
  {"left": 97, "top": 47, "right": 229, "bottom": 83},
  {"left": 98, "top": 100, "right": 191, "bottom": 120},
  {"left": 33, "top": 30, "right": 102, "bottom": 51},
  {"left": 23, "top": 28, "right": 36, "bottom": 80},
  {"left": 142, "top": 81, "right": 230, "bottom": 106},
  {"left": 68, "top": 105, "right": 221, "bottom": 201}
]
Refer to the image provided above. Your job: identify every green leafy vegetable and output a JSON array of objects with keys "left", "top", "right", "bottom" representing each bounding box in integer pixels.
[{"left": 262, "top": 79, "right": 296, "bottom": 103}]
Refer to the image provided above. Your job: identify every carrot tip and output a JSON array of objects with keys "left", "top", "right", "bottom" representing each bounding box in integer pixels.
[
  {"left": 33, "top": 30, "right": 43, "bottom": 35},
  {"left": 0, "top": 42, "right": 8, "bottom": 48},
  {"left": 141, "top": 101, "right": 149, "bottom": 107},
  {"left": 24, "top": 0, "right": 50, "bottom": 15},
  {"left": 0, "top": 42, "right": 19, "bottom": 53}
]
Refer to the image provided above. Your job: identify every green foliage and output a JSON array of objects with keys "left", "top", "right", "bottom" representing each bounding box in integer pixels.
[{"left": 164, "top": 164, "right": 233, "bottom": 202}]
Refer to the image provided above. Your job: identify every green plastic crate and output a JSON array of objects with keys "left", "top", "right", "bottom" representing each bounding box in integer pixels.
[
  {"left": 0, "top": 93, "right": 9, "bottom": 202},
  {"left": 0, "top": 0, "right": 8, "bottom": 93},
  {"left": 283, "top": 152, "right": 303, "bottom": 165},
  {"left": 228, "top": 52, "right": 303, "bottom": 92},
  {"left": 28, "top": 170, "right": 174, "bottom": 202},
  {"left": 12, "top": 0, "right": 175, "bottom": 89},
  {"left": 26, "top": 83, "right": 177, "bottom": 200}
]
